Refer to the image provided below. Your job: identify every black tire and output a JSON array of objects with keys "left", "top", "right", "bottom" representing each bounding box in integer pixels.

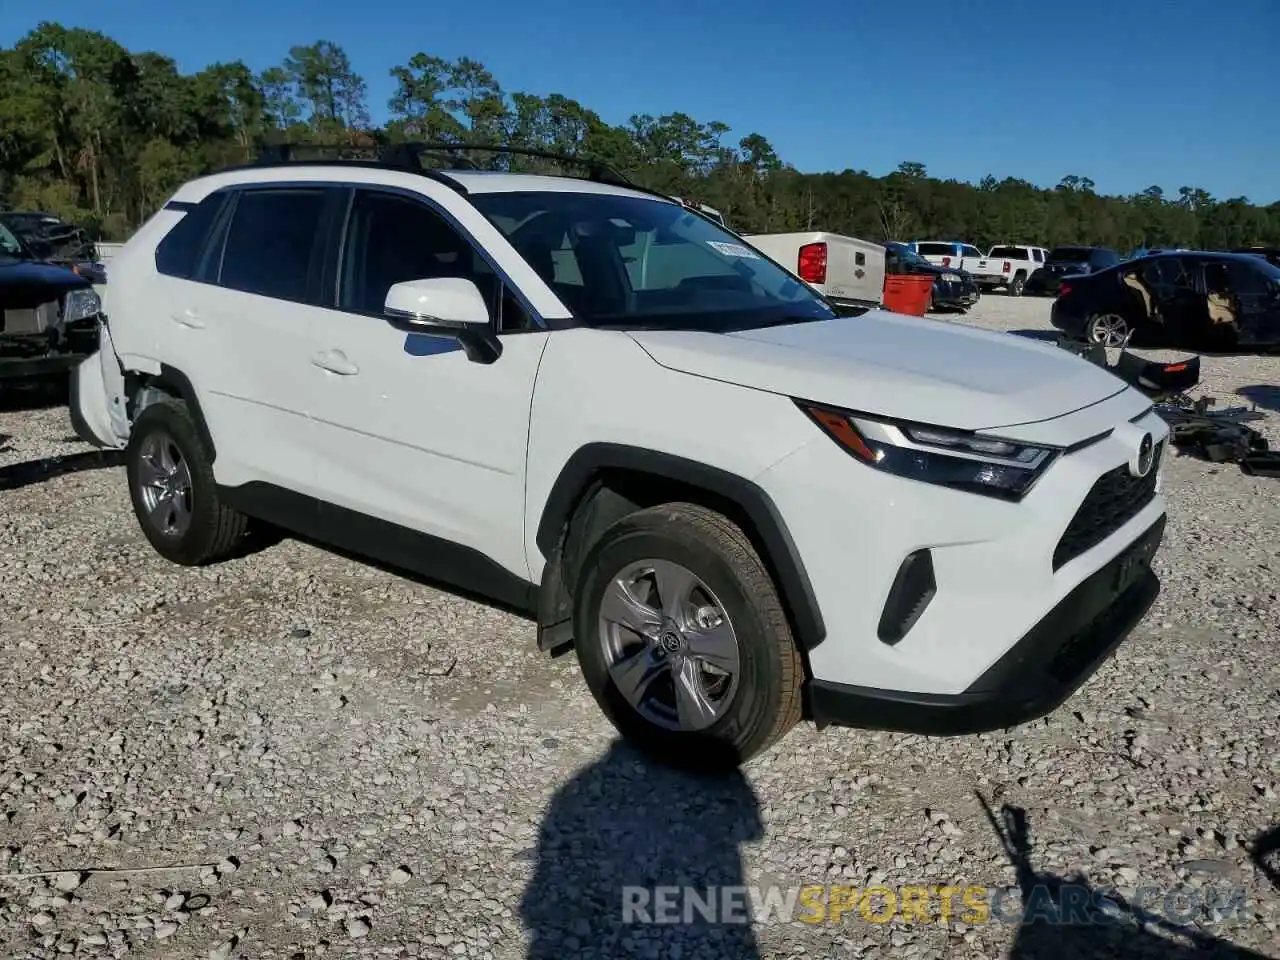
[
  {"left": 572, "top": 502, "right": 803, "bottom": 771},
  {"left": 1010, "top": 272, "right": 1026, "bottom": 296},
  {"left": 125, "top": 396, "right": 250, "bottom": 565}
]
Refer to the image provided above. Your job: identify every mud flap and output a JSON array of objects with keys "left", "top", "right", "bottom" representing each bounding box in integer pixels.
[{"left": 69, "top": 319, "right": 128, "bottom": 449}]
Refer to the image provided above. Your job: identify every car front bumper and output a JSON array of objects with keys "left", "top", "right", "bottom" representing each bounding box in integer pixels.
[
  {"left": 807, "top": 514, "right": 1163, "bottom": 734},
  {"left": 932, "top": 280, "right": 980, "bottom": 309},
  {"left": 0, "top": 316, "right": 100, "bottom": 379},
  {"left": 754, "top": 396, "right": 1169, "bottom": 729}
]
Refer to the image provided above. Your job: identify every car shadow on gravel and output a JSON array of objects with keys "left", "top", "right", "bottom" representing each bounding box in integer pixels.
[
  {"left": 978, "top": 793, "right": 1273, "bottom": 959},
  {"left": 0, "top": 379, "right": 69, "bottom": 411},
  {"left": 520, "top": 739, "right": 763, "bottom": 958},
  {"left": 0, "top": 450, "right": 122, "bottom": 491},
  {"left": 1007, "top": 329, "right": 1063, "bottom": 344},
  {"left": 1236, "top": 385, "right": 1280, "bottom": 414}
]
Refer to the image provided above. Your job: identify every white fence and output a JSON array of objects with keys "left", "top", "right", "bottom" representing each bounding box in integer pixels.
[{"left": 96, "top": 242, "right": 125, "bottom": 262}]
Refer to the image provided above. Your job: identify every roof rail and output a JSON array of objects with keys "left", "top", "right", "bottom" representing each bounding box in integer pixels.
[
  {"left": 218, "top": 140, "right": 700, "bottom": 209},
  {"left": 214, "top": 142, "right": 471, "bottom": 194},
  {"left": 410, "top": 142, "right": 634, "bottom": 187}
]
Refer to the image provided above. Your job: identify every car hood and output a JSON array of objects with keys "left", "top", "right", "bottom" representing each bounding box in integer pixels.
[
  {"left": 627, "top": 309, "right": 1129, "bottom": 432},
  {"left": 0, "top": 257, "right": 89, "bottom": 291}
]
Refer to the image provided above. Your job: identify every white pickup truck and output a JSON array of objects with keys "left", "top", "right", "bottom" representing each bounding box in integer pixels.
[
  {"left": 743, "top": 231, "right": 886, "bottom": 310},
  {"left": 965, "top": 245, "right": 1049, "bottom": 296}
]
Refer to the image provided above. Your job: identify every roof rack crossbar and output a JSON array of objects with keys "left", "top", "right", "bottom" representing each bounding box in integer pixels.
[{"left": 410, "top": 141, "right": 634, "bottom": 187}]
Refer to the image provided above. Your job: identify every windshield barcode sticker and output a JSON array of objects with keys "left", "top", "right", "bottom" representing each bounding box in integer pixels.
[{"left": 706, "top": 241, "right": 761, "bottom": 259}]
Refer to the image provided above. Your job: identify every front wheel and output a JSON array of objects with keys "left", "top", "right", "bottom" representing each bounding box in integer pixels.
[
  {"left": 1086, "top": 312, "right": 1131, "bottom": 347},
  {"left": 572, "top": 503, "right": 803, "bottom": 771}
]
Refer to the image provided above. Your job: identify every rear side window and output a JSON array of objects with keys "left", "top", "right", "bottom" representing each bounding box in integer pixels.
[
  {"left": 219, "top": 188, "right": 327, "bottom": 301},
  {"left": 1224, "top": 260, "right": 1269, "bottom": 295},
  {"left": 1033, "top": 249, "right": 1045, "bottom": 262},
  {"left": 155, "top": 194, "right": 227, "bottom": 279},
  {"left": 989, "top": 246, "right": 1028, "bottom": 260},
  {"left": 915, "top": 242, "right": 954, "bottom": 257}
]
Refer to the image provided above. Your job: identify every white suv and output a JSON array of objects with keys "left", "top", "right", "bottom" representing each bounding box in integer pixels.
[{"left": 69, "top": 146, "right": 1170, "bottom": 769}]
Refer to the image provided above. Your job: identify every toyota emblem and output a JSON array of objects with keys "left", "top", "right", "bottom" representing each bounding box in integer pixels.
[{"left": 1131, "top": 433, "right": 1155, "bottom": 478}]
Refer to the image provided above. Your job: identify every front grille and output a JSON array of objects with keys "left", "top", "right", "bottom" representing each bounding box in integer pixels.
[
  {"left": 1052, "top": 446, "right": 1162, "bottom": 570},
  {"left": 2, "top": 302, "right": 59, "bottom": 336}
]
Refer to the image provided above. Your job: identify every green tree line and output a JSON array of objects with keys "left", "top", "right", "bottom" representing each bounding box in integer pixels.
[{"left": 3, "top": 22, "right": 1277, "bottom": 249}]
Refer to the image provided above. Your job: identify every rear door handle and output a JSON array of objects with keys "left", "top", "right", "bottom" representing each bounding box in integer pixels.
[
  {"left": 171, "top": 309, "right": 204, "bottom": 329},
  {"left": 311, "top": 350, "right": 359, "bottom": 376}
]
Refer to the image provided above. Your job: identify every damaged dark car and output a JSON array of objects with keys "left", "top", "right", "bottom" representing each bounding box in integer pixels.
[
  {"left": 1, "top": 220, "right": 102, "bottom": 382},
  {"left": 1051, "top": 251, "right": 1280, "bottom": 350},
  {"left": 0, "top": 210, "right": 106, "bottom": 284}
]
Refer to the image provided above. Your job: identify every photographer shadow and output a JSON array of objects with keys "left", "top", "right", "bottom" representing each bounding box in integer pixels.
[
  {"left": 519, "top": 739, "right": 763, "bottom": 959},
  {"left": 978, "top": 793, "right": 1274, "bottom": 959}
]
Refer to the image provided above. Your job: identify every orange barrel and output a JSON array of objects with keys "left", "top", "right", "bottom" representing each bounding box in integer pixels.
[{"left": 881, "top": 274, "right": 935, "bottom": 316}]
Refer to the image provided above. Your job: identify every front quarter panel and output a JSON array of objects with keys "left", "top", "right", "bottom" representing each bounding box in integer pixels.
[{"left": 523, "top": 329, "right": 813, "bottom": 582}]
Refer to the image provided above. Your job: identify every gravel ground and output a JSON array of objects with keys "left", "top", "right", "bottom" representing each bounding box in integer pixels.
[{"left": 0, "top": 296, "right": 1277, "bottom": 960}]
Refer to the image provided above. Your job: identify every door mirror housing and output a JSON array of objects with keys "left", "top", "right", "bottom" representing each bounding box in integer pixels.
[{"left": 383, "top": 277, "right": 501, "bottom": 364}]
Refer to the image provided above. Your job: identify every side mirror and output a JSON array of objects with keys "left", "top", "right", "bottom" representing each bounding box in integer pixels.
[{"left": 383, "top": 277, "right": 501, "bottom": 364}]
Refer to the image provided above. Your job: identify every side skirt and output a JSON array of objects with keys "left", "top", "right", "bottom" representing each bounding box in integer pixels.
[{"left": 217, "top": 481, "right": 539, "bottom": 619}]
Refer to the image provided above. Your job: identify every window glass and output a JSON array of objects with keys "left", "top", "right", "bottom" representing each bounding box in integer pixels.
[
  {"left": 961, "top": 244, "right": 982, "bottom": 258},
  {"left": 914, "top": 242, "right": 954, "bottom": 257},
  {"left": 989, "top": 246, "right": 1028, "bottom": 260},
  {"left": 0, "top": 222, "right": 25, "bottom": 258},
  {"left": 219, "top": 189, "right": 326, "bottom": 300},
  {"left": 470, "top": 191, "right": 833, "bottom": 332},
  {"left": 1033, "top": 249, "right": 1045, "bottom": 262},
  {"left": 1224, "top": 260, "right": 1269, "bottom": 295},
  {"left": 155, "top": 194, "right": 227, "bottom": 279},
  {"left": 1153, "top": 257, "right": 1193, "bottom": 287},
  {"left": 338, "top": 190, "right": 535, "bottom": 332}
]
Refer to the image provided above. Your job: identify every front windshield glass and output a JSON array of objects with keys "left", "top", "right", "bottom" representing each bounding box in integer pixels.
[
  {"left": 886, "top": 242, "right": 932, "bottom": 269},
  {"left": 469, "top": 191, "right": 835, "bottom": 331},
  {"left": 0, "top": 222, "right": 29, "bottom": 259}
]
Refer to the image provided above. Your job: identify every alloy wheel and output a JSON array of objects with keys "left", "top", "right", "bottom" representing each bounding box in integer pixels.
[
  {"left": 1088, "top": 313, "right": 1130, "bottom": 347},
  {"left": 597, "top": 558, "right": 740, "bottom": 732},
  {"left": 135, "top": 430, "right": 194, "bottom": 538}
]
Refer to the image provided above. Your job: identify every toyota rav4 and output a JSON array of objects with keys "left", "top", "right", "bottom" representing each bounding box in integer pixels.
[{"left": 69, "top": 146, "right": 1169, "bottom": 769}]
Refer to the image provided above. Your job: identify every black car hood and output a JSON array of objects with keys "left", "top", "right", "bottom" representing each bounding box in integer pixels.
[
  {"left": 0, "top": 257, "right": 90, "bottom": 309},
  {"left": 0, "top": 257, "right": 90, "bottom": 291}
]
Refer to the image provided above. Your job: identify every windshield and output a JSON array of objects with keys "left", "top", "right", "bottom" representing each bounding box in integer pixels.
[
  {"left": 0, "top": 222, "right": 31, "bottom": 260},
  {"left": 885, "top": 242, "right": 932, "bottom": 269},
  {"left": 469, "top": 191, "right": 835, "bottom": 331},
  {"left": 1046, "top": 247, "right": 1093, "bottom": 262}
]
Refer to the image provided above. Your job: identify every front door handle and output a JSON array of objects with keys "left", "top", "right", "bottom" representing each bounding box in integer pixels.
[
  {"left": 311, "top": 350, "right": 359, "bottom": 376},
  {"left": 171, "top": 309, "right": 205, "bottom": 329}
]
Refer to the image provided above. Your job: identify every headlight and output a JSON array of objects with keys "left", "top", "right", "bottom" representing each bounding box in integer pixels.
[
  {"left": 62, "top": 288, "right": 101, "bottom": 322},
  {"left": 797, "top": 402, "right": 1058, "bottom": 501},
  {"left": 942, "top": 273, "right": 962, "bottom": 282}
]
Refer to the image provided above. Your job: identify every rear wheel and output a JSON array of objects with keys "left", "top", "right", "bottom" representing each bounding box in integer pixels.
[
  {"left": 125, "top": 397, "right": 250, "bottom": 565},
  {"left": 1087, "top": 312, "right": 1131, "bottom": 347},
  {"left": 572, "top": 503, "right": 803, "bottom": 771},
  {"left": 1009, "top": 272, "right": 1026, "bottom": 296}
]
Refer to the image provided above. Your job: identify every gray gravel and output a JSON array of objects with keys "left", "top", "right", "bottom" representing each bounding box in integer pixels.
[{"left": 1, "top": 297, "right": 1277, "bottom": 959}]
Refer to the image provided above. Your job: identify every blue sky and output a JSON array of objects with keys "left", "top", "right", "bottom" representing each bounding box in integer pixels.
[{"left": 5, "top": 0, "right": 1277, "bottom": 202}]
